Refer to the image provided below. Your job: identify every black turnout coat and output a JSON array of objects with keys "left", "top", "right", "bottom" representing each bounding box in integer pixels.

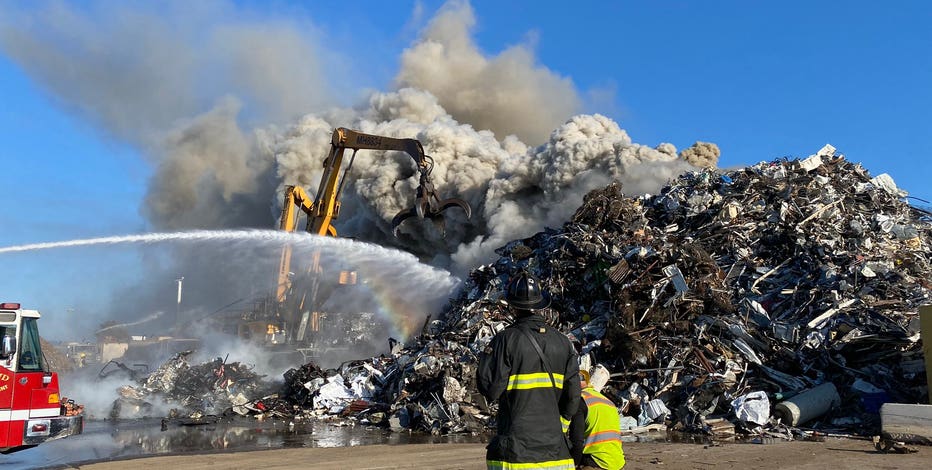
[{"left": 477, "top": 314, "right": 581, "bottom": 466}]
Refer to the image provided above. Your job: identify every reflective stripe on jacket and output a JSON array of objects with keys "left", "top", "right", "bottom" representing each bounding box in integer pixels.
[
  {"left": 477, "top": 314, "right": 581, "bottom": 468},
  {"left": 581, "top": 387, "right": 625, "bottom": 470},
  {"left": 486, "top": 459, "right": 575, "bottom": 469},
  {"left": 508, "top": 372, "right": 565, "bottom": 390}
]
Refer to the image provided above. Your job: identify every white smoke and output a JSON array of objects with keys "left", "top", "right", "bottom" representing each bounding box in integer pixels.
[
  {"left": 0, "top": 1, "right": 338, "bottom": 143},
  {"left": 0, "top": 0, "right": 717, "bottom": 336},
  {"left": 396, "top": 0, "right": 581, "bottom": 145}
]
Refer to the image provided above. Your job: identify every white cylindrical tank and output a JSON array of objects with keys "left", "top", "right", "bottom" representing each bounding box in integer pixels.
[{"left": 774, "top": 382, "right": 840, "bottom": 426}]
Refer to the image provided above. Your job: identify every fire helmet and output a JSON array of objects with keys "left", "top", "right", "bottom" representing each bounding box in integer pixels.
[{"left": 503, "top": 271, "right": 551, "bottom": 310}]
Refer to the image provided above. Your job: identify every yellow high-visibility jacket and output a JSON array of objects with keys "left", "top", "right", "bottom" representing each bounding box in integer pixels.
[{"left": 569, "top": 387, "right": 625, "bottom": 470}]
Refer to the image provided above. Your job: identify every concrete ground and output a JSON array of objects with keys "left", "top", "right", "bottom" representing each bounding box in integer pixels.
[{"left": 66, "top": 438, "right": 929, "bottom": 470}]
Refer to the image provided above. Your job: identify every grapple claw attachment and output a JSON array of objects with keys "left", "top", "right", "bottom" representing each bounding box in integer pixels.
[
  {"left": 415, "top": 193, "right": 428, "bottom": 219},
  {"left": 392, "top": 190, "right": 471, "bottom": 238},
  {"left": 392, "top": 208, "right": 418, "bottom": 238},
  {"left": 431, "top": 214, "right": 447, "bottom": 238},
  {"left": 437, "top": 197, "right": 472, "bottom": 220},
  {"left": 391, "top": 153, "right": 471, "bottom": 237}
]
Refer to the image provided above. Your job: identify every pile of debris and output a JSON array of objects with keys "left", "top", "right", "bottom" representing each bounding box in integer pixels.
[
  {"left": 229, "top": 346, "right": 486, "bottom": 433},
  {"left": 513, "top": 149, "right": 927, "bottom": 432},
  {"left": 471, "top": 147, "right": 928, "bottom": 435},
  {"left": 110, "top": 351, "right": 269, "bottom": 419},
  {"left": 125, "top": 148, "right": 932, "bottom": 439}
]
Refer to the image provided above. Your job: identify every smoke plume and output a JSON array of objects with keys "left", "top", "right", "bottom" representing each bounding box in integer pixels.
[
  {"left": 679, "top": 141, "right": 721, "bottom": 169},
  {"left": 0, "top": 1, "right": 717, "bottom": 340},
  {"left": 395, "top": 0, "right": 582, "bottom": 145}
]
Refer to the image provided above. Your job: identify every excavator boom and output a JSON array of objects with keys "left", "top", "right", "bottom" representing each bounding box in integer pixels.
[
  {"left": 280, "top": 127, "right": 471, "bottom": 238},
  {"left": 328, "top": 128, "right": 471, "bottom": 236},
  {"left": 273, "top": 128, "right": 471, "bottom": 343}
]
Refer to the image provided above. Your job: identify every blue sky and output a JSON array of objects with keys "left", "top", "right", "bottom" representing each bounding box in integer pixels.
[{"left": 1, "top": 0, "right": 930, "bottom": 338}]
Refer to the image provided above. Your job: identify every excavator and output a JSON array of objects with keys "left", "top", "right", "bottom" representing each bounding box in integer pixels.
[{"left": 250, "top": 128, "right": 471, "bottom": 351}]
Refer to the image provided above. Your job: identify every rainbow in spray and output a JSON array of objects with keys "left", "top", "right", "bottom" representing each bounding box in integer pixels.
[{"left": 0, "top": 229, "right": 462, "bottom": 340}]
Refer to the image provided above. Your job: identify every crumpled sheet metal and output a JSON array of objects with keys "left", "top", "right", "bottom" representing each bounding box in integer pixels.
[
  {"left": 460, "top": 150, "right": 929, "bottom": 436},
  {"left": 110, "top": 351, "right": 268, "bottom": 419},
  {"left": 422, "top": 150, "right": 927, "bottom": 436},
  {"left": 127, "top": 151, "right": 932, "bottom": 438}
]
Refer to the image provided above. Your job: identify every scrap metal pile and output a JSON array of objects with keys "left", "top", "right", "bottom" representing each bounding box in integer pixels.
[
  {"left": 494, "top": 146, "right": 931, "bottom": 435},
  {"left": 434, "top": 147, "right": 929, "bottom": 436},
  {"left": 110, "top": 351, "right": 269, "bottom": 420},
  {"left": 117, "top": 147, "right": 931, "bottom": 438}
]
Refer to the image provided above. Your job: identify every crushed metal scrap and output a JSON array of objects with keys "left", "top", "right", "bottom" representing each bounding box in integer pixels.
[
  {"left": 110, "top": 351, "right": 271, "bottom": 420},
  {"left": 116, "top": 147, "right": 931, "bottom": 439}
]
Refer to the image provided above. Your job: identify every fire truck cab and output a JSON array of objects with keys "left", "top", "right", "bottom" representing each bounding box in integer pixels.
[{"left": 1, "top": 302, "right": 83, "bottom": 453}]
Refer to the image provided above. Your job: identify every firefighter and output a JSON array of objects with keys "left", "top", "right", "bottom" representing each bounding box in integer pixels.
[
  {"left": 477, "top": 270, "right": 580, "bottom": 470},
  {"left": 568, "top": 370, "right": 626, "bottom": 470}
]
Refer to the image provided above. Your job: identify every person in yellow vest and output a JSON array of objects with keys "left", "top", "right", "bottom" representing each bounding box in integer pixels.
[{"left": 568, "top": 370, "right": 625, "bottom": 470}]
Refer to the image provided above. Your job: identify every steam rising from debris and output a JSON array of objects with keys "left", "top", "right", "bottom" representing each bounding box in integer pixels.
[{"left": 0, "top": 1, "right": 718, "bottom": 335}]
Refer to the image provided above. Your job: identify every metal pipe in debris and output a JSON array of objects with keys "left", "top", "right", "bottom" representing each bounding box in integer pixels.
[{"left": 610, "top": 366, "right": 685, "bottom": 377}]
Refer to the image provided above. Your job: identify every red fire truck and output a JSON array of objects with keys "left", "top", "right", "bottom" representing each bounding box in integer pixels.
[{"left": 1, "top": 302, "right": 83, "bottom": 453}]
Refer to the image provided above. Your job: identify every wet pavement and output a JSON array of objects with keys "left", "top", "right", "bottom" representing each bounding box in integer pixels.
[
  {"left": 3, "top": 417, "right": 707, "bottom": 469},
  {"left": 3, "top": 418, "right": 486, "bottom": 470}
]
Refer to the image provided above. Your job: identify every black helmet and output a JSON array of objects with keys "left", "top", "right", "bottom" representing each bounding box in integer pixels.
[{"left": 503, "top": 271, "right": 551, "bottom": 310}]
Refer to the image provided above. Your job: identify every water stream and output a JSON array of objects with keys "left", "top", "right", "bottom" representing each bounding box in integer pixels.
[
  {"left": 0, "top": 231, "right": 723, "bottom": 468},
  {"left": 0, "top": 229, "right": 463, "bottom": 340}
]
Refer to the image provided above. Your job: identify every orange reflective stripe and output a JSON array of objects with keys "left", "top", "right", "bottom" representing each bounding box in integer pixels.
[
  {"left": 581, "top": 390, "right": 614, "bottom": 408},
  {"left": 583, "top": 396, "right": 614, "bottom": 407},
  {"left": 580, "top": 387, "right": 625, "bottom": 470},
  {"left": 584, "top": 429, "right": 622, "bottom": 448}
]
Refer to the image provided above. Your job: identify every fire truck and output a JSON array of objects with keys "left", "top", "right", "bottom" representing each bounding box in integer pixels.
[{"left": 1, "top": 302, "right": 83, "bottom": 453}]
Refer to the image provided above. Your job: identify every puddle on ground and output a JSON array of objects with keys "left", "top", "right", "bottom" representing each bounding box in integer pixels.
[
  {"left": 6, "top": 418, "right": 756, "bottom": 469},
  {"left": 5, "top": 418, "right": 485, "bottom": 470}
]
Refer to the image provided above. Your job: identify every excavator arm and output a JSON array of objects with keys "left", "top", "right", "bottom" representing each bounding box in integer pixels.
[
  {"left": 276, "top": 185, "right": 322, "bottom": 303},
  {"left": 278, "top": 127, "right": 471, "bottom": 246},
  {"left": 320, "top": 127, "right": 472, "bottom": 237},
  {"left": 274, "top": 128, "right": 472, "bottom": 333}
]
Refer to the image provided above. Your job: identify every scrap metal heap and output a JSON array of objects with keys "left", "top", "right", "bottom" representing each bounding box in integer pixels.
[
  {"left": 115, "top": 147, "right": 931, "bottom": 439},
  {"left": 257, "top": 147, "right": 929, "bottom": 436},
  {"left": 111, "top": 351, "right": 270, "bottom": 420},
  {"left": 424, "top": 147, "right": 929, "bottom": 437}
]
